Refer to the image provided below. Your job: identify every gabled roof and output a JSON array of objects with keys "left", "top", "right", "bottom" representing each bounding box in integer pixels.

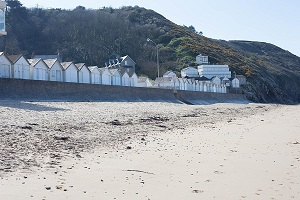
[
  {"left": 155, "top": 77, "right": 174, "bottom": 83},
  {"left": 28, "top": 58, "right": 49, "bottom": 68},
  {"left": 27, "top": 58, "right": 41, "bottom": 66},
  {"left": 120, "top": 55, "right": 136, "bottom": 65},
  {"left": 181, "top": 66, "right": 197, "bottom": 71},
  {"left": 98, "top": 67, "right": 110, "bottom": 74},
  {"left": 109, "top": 68, "right": 121, "bottom": 75},
  {"left": 44, "top": 58, "right": 59, "bottom": 68},
  {"left": 138, "top": 76, "right": 149, "bottom": 83},
  {"left": 88, "top": 66, "right": 99, "bottom": 73},
  {"left": 211, "top": 76, "right": 221, "bottom": 80},
  {"left": 33, "top": 55, "right": 62, "bottom": 62},
  {"left": 7, "top": 54, "right": 24, "bottom": 64},
  {"left": 75, "top": 63, "right": 85, "bottom": 70},
  {"left": 61, "top": 62, "right": 74, "bottom": 70},
  {"left": 121, "top": 71, "right": 129, "bottom": 77},
  {"left": 164, "top": 70, "right": 175, "bottom": 75},
  {"left": 128, "top": 71, "right": 137, "bottom": 78}
]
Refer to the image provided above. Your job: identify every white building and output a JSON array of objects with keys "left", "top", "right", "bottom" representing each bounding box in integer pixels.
[
  {"left": 44, "top": 59, "right": 63, "bottom": 82},
  {"left": 122, "top": 72, "right": 130, "bottom": 86},
  {"left": 0, "top": 52, "right": 11, "bottom": 78},
  {"left": 28, "top": 58, "right": 49, "bottom": 81},
  {"left": 129, "top": 72, "right": 138, "bottom": 87},
  {"left": 88, "top": 66, "right": 101, "bottom": 84},
  {"left": 109, "top": 69, "right": 121, "bottom": 86},
  {"left": 196, "top": 54, "right": 209, "bottom": 65},
  {"left": 181, "top": 67, "right": 199, "bottom": 78},
  {"left": 75, "top": 63, "right": 90, "bottom": 84},
  {"left": 155, "top": 77, "right": 174, "bottom": 89},
  {"left": 211, "top": 76, "right": 221, "bottom": 85},
  {"left": 7, "top": 55, "right": 30, "bottom": 80},
  {"left": 231, "top": 78, "right": 240, "bottom": 88},
  {"left": 198, "top": 64, "right": 231, "bottom": 79},
  {"left": 163, "top": 71, "right": 177, "bottom": 78},
  {"left": 99, "top": 67, "right": 111, "bottom": 85},
  {"left": 137, "top": 77, "right": 152, "bottom": 88},
  {"left": 61, "top": 62, "right": 78, "bottom": 83}
]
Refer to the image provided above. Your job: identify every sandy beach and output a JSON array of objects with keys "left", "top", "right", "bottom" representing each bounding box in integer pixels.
[{"left": 0, "top": 101, "right": 299, "bottom": 199}]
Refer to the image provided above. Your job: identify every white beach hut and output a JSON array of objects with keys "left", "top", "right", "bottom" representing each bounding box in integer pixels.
[
  {"left": 27, "top": 58, "right": 49, "bottom": 81},
  {"left": 122, "top": 72, "right": 130, "bottom": 86},
  {"left": 99, "top": 67, "right": 111, "bottom": 85},
  {"left": 129, "top": 72, "right": 138, "bottom": 87},
  {"left": 44, "top": 59, "right": 63, "bottom": 82},
  {"left": 0, "top": 52, "right": 12, "bottom": 78},
  {"left": 109, "top": 69, "right": 121, "bottom": 86},
  {"left": 75, "top": 63, "right": 90, "bottom": 84},
  {"left": 7, "top": 54, "right": 30, "bottom": 80},
  {"left": 211, "top": 76, "right": 221, "bottom": 85},
  {"left": 88, "top": 66, "right": 101, "bottom": 84},
  {"left": 61, "top": 62, "right": 78, "bottom": 83},
  {"left": 231, "top": 78, "right": 240, "bottom": 88},
  {"left": 137, "top": 77, "right": 152, "bottom": 88},
  {"left": 179, "top": 78, "right": 186, "bottom": 90}
]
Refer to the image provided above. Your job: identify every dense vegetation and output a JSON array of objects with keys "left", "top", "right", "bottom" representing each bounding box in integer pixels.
[{"left": 1, "top": 1, "right": 300, "bottom": 104}]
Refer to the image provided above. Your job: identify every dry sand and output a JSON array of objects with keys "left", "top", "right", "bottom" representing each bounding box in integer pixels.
[{"left": 0, "top": 101, "right": 299, "bottom": 199}]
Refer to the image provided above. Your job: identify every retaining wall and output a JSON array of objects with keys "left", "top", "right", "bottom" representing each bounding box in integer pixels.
[
  {"left": 0, "top": 78, "right": 249, "bottom": 105},
  {"left": 175, "top": 90, "right": 248, "bottom": 105},
  {"left": 0, "top": 78, "right": 179, "bottom": 103}
]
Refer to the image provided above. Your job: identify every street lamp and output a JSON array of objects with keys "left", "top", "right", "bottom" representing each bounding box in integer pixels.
[{"left": 147, "top": 38, "right": 160, "bottom": 78}]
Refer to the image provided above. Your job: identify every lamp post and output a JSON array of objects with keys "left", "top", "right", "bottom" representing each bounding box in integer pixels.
[{"left": 147, "top": 38, "right": 160, "bottom": 79}]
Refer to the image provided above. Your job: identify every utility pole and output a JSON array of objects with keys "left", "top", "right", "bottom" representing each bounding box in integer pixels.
[{"left": 147, "top": 38, "right": 160, "bottom": 79}]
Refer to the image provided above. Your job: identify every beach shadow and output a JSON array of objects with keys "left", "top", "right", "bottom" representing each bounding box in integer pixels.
[{"left": 0, "top": 101, "right": 69, "bottom": 112}]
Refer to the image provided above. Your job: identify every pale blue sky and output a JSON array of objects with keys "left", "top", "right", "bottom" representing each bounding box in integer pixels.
[{"left": 19, "top": 0, "right": 300, "bottom": 57}]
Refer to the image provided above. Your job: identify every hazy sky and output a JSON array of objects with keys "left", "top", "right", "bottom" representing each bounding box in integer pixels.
[{"left": 19, "top": 0, "right": 300, "bottom": 57}]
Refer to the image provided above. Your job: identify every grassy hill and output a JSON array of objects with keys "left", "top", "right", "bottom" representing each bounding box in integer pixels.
[{"left": 1, "top": 1, "right": 300, "bottom": 104}]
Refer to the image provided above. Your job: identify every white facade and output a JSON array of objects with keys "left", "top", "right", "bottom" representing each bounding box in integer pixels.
[
  {"left": 122, "top": 72, "right": 130, "bottom": 86},
  {"left": 61, "top": 62, "right": 78, "bottom": 83},
  {"left": 88, "top": 66, "right": 101, "bottom": 84},
  {"left": 99, "top": 68, "right": 111, "bottom": 85},
  {"left": 28, "top": 58, "right": 49, "bottom": 81},
  {"left": 198, "top": 64, "right": 231, "bottom": 79},
  {"left": 45, "top": 59, "right": 63, "bottom": 82},
  {"left": 137, "top": 77, "right": 152, "bottom": 88},
  {"left": 0, "top": 52, "right": 11, "bottom": 78},
  {"left": 231, "top": 78, "right": 240, "bottom": 88},
  {"left": 196, "top": 54, "right": 209, "bottom": 65},
  {"left": 129, "top": 72, "right": 138, "bottom": 87},
  {"left": 181, "top": 67, "right": 199, "bottom": 78},
  {"left": 163, "top": 71, "right": 177, "bottom": 78},
  {"left": 211, "top": 76, "right": 221, "bottom": 85},
  {"left": 110, "top": 69, "right": 121, "bottom": 86},
  {"left": 8, "top": 55, "right": 30, "bottom": 80},
  {"left": 76, "top": 63, "right": 90, "bottom": 84}
]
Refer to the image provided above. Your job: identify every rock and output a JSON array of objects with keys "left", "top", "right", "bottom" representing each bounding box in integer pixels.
[
  {"left": 54, "top": 135, "right": 70, "bottom": 141},
  {"left": 45, "top": 187, "right": 51, "bottom": 190},
  {"left": 111, "top": 120, "right": 122, "bottom": 126}
]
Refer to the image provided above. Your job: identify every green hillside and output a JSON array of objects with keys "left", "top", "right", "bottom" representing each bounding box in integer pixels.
[{"left": 1, "top": 1, "right": 300, "bottom": 104}]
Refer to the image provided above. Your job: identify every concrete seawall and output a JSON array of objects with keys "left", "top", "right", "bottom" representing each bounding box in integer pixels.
[
  {"left": 0, "top": 78, "right": 248, "bottom": 104},
  {"left": 175, "top": 90, "right": 248, "bottom": 105}
]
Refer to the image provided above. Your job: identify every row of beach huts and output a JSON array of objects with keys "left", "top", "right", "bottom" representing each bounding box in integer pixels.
[{"left": 0, "top": 52, "right": 243, "bottom": 94}]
